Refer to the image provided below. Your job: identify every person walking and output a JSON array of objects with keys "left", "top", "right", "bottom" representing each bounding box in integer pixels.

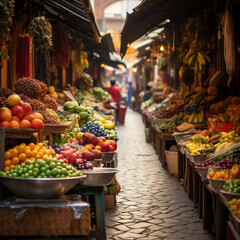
[
  {"left": 127, "top": 82, "right": 134, "bottom": 108},
  {"left": 108, "top": 79, "right": 121, "bottom": 123}
]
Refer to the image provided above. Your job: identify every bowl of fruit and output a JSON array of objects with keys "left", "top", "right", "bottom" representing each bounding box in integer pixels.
[
  {"left": 207, "top": 168, "right": 229, "bottom": 194},
  {"left": 0, "top": 158, "right": 86, "bottom": 199},
  {"left": 220, "top": 179, "right": 240, "bottom": 201},
  {"left": 81, "top": 168, "right": 119, "bottom": 186}
]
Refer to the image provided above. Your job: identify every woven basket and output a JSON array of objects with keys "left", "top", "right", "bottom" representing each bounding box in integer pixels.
[{"left": 0, "top": 206, "right": 90, "bottom": 236}]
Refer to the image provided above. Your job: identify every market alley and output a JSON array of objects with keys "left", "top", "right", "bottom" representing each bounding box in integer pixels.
[{"left": 105, "top": 109, "right": 215, "bottom": 240}]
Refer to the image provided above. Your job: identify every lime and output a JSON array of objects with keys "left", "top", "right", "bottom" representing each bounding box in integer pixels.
[
  {"left": 25, "top": 160, "right": 32, "bottom": 165},
  {"left": 33, "top": 171, "right": 38, "bottom": 177},
  {"left": 22, "top": 168, "right": 28, "bottom": 173},
  {"left": 33, "top": 168, "right": 39, "bottom": 173},
  {"left": 49, "top": 163, "right": 56, "bottom": 169},
  {"left": 55, "top": 174, "right": 61, "bottom": 178},
  {"left": 1, "top": 172, "right": 7, "bottom": 177},
  {"left": 45, "top": 158, "right": 51, "bottom": 164},
  {"left": 66, "top": 165, "right": 72, "bottom": 171},
  {"left": 24, "top": 173, "right": 29, "bottom": 178},
  {"left": 28, "top": 170, "right": 33, "bottom": 176},
  {"left": 51, "top": 168, "right": 58, "bottom": 176},
  {"left": 39, "top": 161, "right": 46, "bottom": 167},
  {"left": 12, "top": 173, "right": 17, "bottom": 178},
  {"left": 60, "top": 174, "right": 65, "bottom": 178},
  {"left": 45, "top": 169, "right": 51, "bottom": 176},
  {"left": 37, "top": 176, "right": 42, "bottom": 178},
  {"left": 26, "top": 165, "right": 33, "bottom": 170},
  {"left": 40, "top": 167, "right": 46, "bottom": 172},
  {"left": 40, "top": 172, "right": 47, "bottom": 178},
  {"left": 61, "top": 169, "right": 67, "bottom": 175},
  {"left": 59, "top": 160, "right": 64, "bottom": 164},
  {"left": 34, "top": 163, "right": 40, "bottom": 169},
  {"left": 8, "top": 174, "right": 13, "bottom": 177}
]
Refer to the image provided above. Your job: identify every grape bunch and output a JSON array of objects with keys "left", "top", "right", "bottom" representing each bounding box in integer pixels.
[
  {"left": 197, "top": 157, "right": 240, "bottom": 169},
  {"left": 72, "top": 159, "right": 93, "bottom": 170},
  {"left": 80, "top": 122, "right": 107, "bottom": 137}
]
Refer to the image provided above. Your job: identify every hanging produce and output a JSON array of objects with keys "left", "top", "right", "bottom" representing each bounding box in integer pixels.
[
  {"left": 29, "top": 16, "right": 52, "bottom": 86},
  {"left": 222, "top": 10, "right": 235, "bottom": 75},
  {"left": 52, "top": 31, "right": 71, "bottom": 67},
  {"left": 0, "top": 0, "right": 14, "bottom": 62},
  {"left": 16, "top": 34, "right": 31, "bottom": 78}
]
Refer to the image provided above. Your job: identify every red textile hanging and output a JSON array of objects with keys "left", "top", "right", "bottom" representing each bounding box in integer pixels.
[{"left": 16, "top": 34, "right": 31, "bottom": 78}]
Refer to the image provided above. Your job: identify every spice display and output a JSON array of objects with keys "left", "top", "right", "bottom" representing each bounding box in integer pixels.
[{"left": 16, "top": 34, "right": 31, "bottom": 78}]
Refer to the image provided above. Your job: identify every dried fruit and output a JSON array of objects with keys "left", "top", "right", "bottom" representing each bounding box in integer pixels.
[
  {"left": 36, "top": 109, "right": 61, "bottom": 125},
  {"left": 42, "top": 95, "right": 58, "bottom": 111},
  {"left": 15, "top": 78, "right": 43, "bottom": 99},
  {"left": 0, "top": 88, "right": 12, "bottom": 98}
]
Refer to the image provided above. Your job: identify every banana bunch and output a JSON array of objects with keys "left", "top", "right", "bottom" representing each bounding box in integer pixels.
[
  {"left": 186, "top": 136, "right": 212, "bottom": 155},
  {"left": 184, "top": 91, "right": 196, "bottom": 103},
  {"left": 188, "top": 109, "right": 204, "bottom": 123},
  {"left": 184, "top": 50, "right": 211, "bottom": 72},
  {"left": 80, "top": 51, "right": 89, "bottom": 69},
  {"left": 214, "top": 131, "right": 240, "bottom": 153}
]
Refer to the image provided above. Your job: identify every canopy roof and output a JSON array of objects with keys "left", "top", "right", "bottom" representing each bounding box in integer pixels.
[
  {"left": 34, "top": 0, "right": 101, "bottom": 42},
  {"left": 120, "top": 0, "right": 192, "bottom": 57}
]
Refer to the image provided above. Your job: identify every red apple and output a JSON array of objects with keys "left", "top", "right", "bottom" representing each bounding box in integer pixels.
[
  {"left": 56, "top": 154, "right": 63, "bottom": 160},
  {"left": 31, "top": 119, "right": 43, "bottom": 129},
  {"left": 11, "top": 105, "right": 24, "bottom": 119},
  {"left": 68, "top": 153, "right": 77, "bottom": 163},
  {"left": 63, "top": 158, "right": 69, "bottom": 164},
  {"left": 23, "top": 114, "right": 34, "bottom": 123},
  {"left": 21, "top": 102, "right": 32, "bottom": 116},
  {"left": 90, "top": 135, "right": 99, "bottom": 146},
  {"left": 78, "top": 139, "right": 84, "bottom": 145},
  {"left": 109, "top": 145, "right": 115, "bottom": 152},
  {"left": 83, "top": 133, "right": 91, "bottom": 144},
  {"left": 101, "top": 143, "right": 111, "bottom": 152}
]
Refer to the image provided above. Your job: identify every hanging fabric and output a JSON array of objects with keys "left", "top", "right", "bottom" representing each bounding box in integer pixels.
[{"left": 16, "top": 34, "right": 31, "bottom": 78}]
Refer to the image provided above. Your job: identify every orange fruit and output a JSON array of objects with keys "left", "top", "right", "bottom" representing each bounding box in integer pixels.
[
  {"left": 84, "top": 145, "right": 92, "bottom": 151},
  {"left": 33, "top": 112, "right": 44, "bottom": 121},
  {"left": 4, "top": 151, "right": 12, "bottom": 160},
  {"left": 95, "top": 145, "right": 101, "bottom": 151},
  {"left": 4, "top": 166, "right": 10, "bottom": 172},
  {"left": 17, "top": 145, "right": 26, "bottom": 153},
  {"left": 45, "top": 149, "right": 52, "bottom": 156},
  {"left": 36, "top": 143, "right": 44, "bottom": 149},
  {"left": 30, "top": 157, "right": 36, "bottom": 161},
  {"left": 4, "top": 160, "right": 11, "bottom": 166},
  {"left": 25, "top": 149, "right": 32, "bottom": 157},
  {"left": 30, "top": 150, "right": 38, "bottom": 158},
  {"left": 9, "top": 164, "right": 15, "bottom": 170},
  {"left": 18, "top": 153, "right": 26, "bottom": 162},
  {"left": 11, "top": 157, "right": 19, "bottom": 165},
  {"left": 28, "top": 143, "right": 36, "bottom": 150},
  {"left": 20, "top": 143, "right": 26, "bottom": 147},
  {"left": 10, "top": 148, "right": 18, "bottom": 157},
  {"left": 37, "top": 152, "right": 43, "bottom": 159}
]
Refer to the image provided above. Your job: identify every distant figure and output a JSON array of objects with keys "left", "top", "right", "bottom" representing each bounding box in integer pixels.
[
  {"left": 127, "top": 82, "right": 134, "bottom": 108},
  {"left": 108, "top": 79, "right": 121, "bottom": 123},
  {"left": 143, "top": 85, "right": 153, "bottom": 102}
]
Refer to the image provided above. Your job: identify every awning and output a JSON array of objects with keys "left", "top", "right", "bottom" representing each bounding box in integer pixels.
[
  {"left": 120, "top": 0, "right": 192, "bottom": 57},
  {"left": 34, "top": 0, "right": 101, "bottom": 42},
  {"left": 90, "top": 51, "right": 127, "bottom": 69}
]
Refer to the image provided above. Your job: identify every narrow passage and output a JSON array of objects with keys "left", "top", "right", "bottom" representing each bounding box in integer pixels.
[{"left": 105, "top": 109, "right": 215, "bottom": 240}]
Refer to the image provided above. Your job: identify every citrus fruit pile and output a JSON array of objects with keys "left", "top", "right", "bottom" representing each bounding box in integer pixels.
[
  {"left": 4, "top": 143, "right": 54, "bottom": 171},
  {"left": 0, "top": 158, "right": 83, "bottom": 178},
  {"left": 228, "top": 198, "right": 240, "bottom": 219}
]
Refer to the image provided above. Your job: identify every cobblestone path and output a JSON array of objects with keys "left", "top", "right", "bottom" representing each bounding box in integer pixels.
[{"left": 105, "top": 109, "right": 215, "bottom": 240}]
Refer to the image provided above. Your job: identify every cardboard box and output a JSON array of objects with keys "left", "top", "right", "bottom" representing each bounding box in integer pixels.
[{"left": 104, "top": 195, "right": 116, "bottom": 209}]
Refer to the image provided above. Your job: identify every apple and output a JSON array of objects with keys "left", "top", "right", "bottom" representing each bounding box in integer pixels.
[
  {"left": 101, "top": 143, "right": 111, "bottom": 152},
  {"left": 83, "top": 133, "right": 91, "bottom": 144},
  {"left": 78, "top": 139, "right": 84, "bottom": 145},
  {"left": 56, "top": 154, "right": 63, "bottom": 160},
  {"left": 11, "top": 105, "right": 24, "bottom": 119},
  {"left": 63, "top": 158, "right": 69, "bottom": 164},
  {"left": 23, "top": 114, "right": 34, "bottom": 123},
  {"left": 109, "top": 145, "right": 115, "bottom": 152},
  {"left": 11, "top": 116, "right": 20, "bottom": 123},
  {"left": 60, "top": 151, "right": 70, "bottom": 158},
  {"left": 90, "top": 135, "right": 99, "bottom": 146},
  {"left": 21, "top": 102, "right": 32, "bottom": 116},
  {"left": 0, "top": 121, "right": 11, "bottom": 128},
  {"left": 68, "top": 153, "right": 77, "bottom": 163}
]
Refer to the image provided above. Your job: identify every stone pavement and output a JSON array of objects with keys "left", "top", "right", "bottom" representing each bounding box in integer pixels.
[{"left": 105, "top": 109, "right": 215, "bottom": 240}]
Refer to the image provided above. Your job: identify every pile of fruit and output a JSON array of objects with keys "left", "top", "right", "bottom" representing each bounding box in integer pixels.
[
  {"left": 214, "top": 131, "right": 240, "bottom": 153},
  {"left": 4, "top": 143, "right": 54, "bottom": 172},
  {"left": 92, "top": 87, "right": 111, "bottom": 100},
  {"left": 0, "top": 158, "right": 83, "bottom": 178},
  {"left": 0, "top": 94, "right": 44, "bottom": 129},
  {"left": 155, "top": 104, "right": 185, "bottom": 120},
  {"left": 80, "top": 122, "right": 107, "bottom": 137},
  {"left": 78, "top": 133, "right": 117, "bottom": 152},
  {"left": 187, "top": 109, "right": 205, "bottom": 123},
  {"left": 103, "top": 177, "right": 120, "bottom": 195},
  {"left": 185, "top": 135, "right": 213, "bottom": 155},
  {"left": 228, "top": 198, "right": 240, "bottom": 219},
  {"left": 224, "top": 179, "right": 240, "bottom": 194},
  {"left": 158, "top": 121, "right": 176, "bottom": 129},
  {"left": 63, "top": 101, "right": 94, "bottom": 126},
  {"left": 208, "top": 164, "right": 239, "bottom": 180}
]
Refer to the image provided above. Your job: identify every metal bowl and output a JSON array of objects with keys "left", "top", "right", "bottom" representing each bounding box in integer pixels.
[
  {"left": 102, "top": 152, "right": 115, "bottom": 163},
  {"left": 0, "top": 176, "right": 86, "bottom": 199},
  {"left": 81, "top": 168, "right": 119, "bottom": 186}
]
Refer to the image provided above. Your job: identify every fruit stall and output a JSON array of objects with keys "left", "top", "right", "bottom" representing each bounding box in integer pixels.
[{"left": 140, "top": 85, "right": 240, "bottom": 239}]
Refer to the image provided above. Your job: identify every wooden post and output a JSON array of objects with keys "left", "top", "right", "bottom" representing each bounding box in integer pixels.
[
  {"left": 62, "top": 67, "right": 66, "bottom": 88},
  {"left": 1, "top": 59, "right": 7, "bottom": 88}
]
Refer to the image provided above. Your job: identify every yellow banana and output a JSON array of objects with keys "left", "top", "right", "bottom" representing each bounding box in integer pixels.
[{"left": 197, "top": 52, "right": 206, "bottom": 65}]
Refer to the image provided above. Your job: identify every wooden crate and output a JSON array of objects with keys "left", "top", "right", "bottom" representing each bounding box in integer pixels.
[
  {"left": 104, "top": 195, "right": 116, "bottom": 209},
  {"left": 0, "top": 206, "right": 91, "bottom": 236}
]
